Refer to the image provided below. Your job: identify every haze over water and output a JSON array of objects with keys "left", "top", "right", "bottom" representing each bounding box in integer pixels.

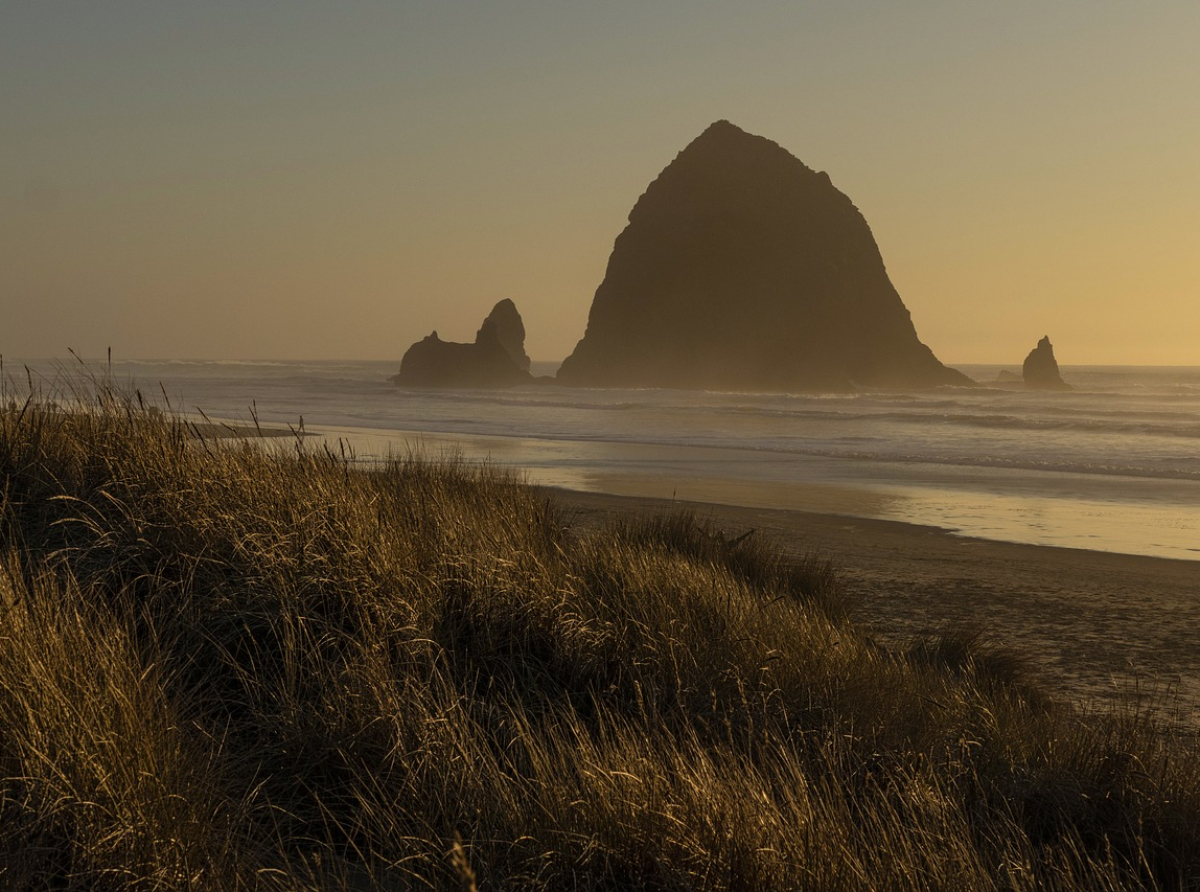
[{"left": 11, "top": 359, "right": 1199, "bottom": 561}]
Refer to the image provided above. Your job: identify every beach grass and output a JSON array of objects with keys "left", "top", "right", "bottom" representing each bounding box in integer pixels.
[{"left": 2, "top": 380, "right": 1200, "bottom": 889}]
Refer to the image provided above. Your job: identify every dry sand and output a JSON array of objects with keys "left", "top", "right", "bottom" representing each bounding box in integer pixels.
[{"left": 546, "top": 487, "right": 1200, "bottom": 721}]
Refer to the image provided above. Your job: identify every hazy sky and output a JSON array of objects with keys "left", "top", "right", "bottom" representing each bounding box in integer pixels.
[{"left": 3, "top": 2, "right": 1197, "bottom": 364}]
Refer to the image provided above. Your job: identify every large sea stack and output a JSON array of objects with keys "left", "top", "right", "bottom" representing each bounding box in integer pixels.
[
  {"left": 556, "top": 120, "right": 971, "bottom": 392},
  {"left": 392, "top": 299, "right": 533, "bottom": 388},
  {"left": 1022, "top": 336, "right": 1070, "bottom": 390}
]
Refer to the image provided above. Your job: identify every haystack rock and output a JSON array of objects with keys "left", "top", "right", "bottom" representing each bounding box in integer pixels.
[
  {"left": 392, "top": 299, "right": 533, "bottom": 387},
  {"left": 1022, "top": 336, "right": 1070, "bottom": 390},
  {"left": 556, "top": 120, "right": 972, "bottom": 392}
]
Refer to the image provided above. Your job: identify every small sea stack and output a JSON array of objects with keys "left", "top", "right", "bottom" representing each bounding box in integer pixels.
[
  {"left": 392, "top": 299, "right": 533, "bottom": 388},
  {"left": 1022, "top": 336, "right": 1070, "bottom": 390}
]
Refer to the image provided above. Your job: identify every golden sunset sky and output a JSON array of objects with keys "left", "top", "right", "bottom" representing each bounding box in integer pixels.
[{"left": 3, "top": 3, "right": 1197, "bottom": 365}]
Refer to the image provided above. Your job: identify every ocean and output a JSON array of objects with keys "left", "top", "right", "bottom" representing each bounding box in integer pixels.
[{"left": 10, "top": 358, "right": 1200, "bottom": 562}]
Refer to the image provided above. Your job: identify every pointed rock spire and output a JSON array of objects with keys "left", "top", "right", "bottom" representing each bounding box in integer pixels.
[
  {"left": 1022, "top": 336, "right": 1070, "bottom": 390},
  {"left": 475, "top": 298, "right": 531, "bottom": 372}
]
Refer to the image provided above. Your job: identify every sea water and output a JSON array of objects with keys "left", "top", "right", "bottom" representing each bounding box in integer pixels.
[{"left": 10, "top": 359, "right": 1200, "bottom": 561}]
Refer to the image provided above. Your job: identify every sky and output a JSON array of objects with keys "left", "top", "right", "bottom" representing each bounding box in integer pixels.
[{"left": 3, "top": 1, "right": 1198, "bottom": 365}]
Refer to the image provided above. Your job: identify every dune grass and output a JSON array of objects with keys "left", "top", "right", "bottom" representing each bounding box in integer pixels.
[{"left": 2, "top": 382, "right": 1199, "bottom": 889}]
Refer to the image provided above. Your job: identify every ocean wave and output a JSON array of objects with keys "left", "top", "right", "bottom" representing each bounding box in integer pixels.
[
  {"left": 798, "top": 448, "right": 1200, "bottom": 482},
  {"left": 390, "top": 388, "right": 1200, "bottom": 441},
  {"left": 855, "top": 411, "right": 1200, "bottom": 439},
  {"left": 555, "top": 432, "right": 1200, "bottom": 482},
  {"left": 358, "top": 417, "right": 1200, "bottom": 483}
]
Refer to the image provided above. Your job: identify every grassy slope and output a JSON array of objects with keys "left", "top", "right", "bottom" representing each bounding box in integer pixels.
[{"left": 1, "top": 388, "right": 1199, "bottom": 889}]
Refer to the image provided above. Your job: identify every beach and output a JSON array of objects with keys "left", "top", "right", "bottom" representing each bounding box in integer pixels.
[{"left": 548, "top": 486, "right": 1200, "bottom": 721}]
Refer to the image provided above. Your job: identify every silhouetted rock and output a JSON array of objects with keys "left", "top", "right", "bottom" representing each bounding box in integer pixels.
[
  {"left": 475, "top": 298, "right": 531, "bottom": 373},
  {"left": 392, "top": 300, "right": 534, "bottom": 388},
  {"left": 556, "top": 120, "right": 972, "bottom": 392},
  {"left": 1022, "top": 336, "right": 1070, "bottom": 390}
]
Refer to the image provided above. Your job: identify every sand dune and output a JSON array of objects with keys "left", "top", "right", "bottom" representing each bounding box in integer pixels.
[{"left": 550, "top": 487, "right": 1200, "bottom": 722}]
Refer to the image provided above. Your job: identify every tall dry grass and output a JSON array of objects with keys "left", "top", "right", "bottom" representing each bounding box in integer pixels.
[{"left": 1, "top": 380, "right": 1199, "bottom": 889}]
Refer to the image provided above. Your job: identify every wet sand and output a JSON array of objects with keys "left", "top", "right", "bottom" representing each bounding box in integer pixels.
[
  {"left": 188, "top": 421, "right": 308, "bottom": 439},
  {"left": 546, "top": 486, "right": 1200, "bottom": 721}
]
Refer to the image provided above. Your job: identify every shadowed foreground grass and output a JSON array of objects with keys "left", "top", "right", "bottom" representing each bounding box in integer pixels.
[{"left": 2, "top": 386, "right": 1199, "bottom": 889}]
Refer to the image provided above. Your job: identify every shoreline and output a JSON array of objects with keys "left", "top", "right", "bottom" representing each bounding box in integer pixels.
[
  {"left": 543, "top": 485, "right": 1200, "bottom": 721},
  {"left": 187, "top": 420, "right": 301, "bottom": 439},
  {"left": 287, "top": 422, "right": 1200, "bottom": 562}
]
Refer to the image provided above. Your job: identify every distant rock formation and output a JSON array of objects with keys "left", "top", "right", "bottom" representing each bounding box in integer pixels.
[
  {"left": 556, "top": 120, "right": 972, "bottom": 392},
  {"left": 995, "top": 369, "right": 1022, "bottom": 383},
  {"left": 392, "top": 299, "right": 533, "bottom": 387},
  {"left": 1022, "top": 336, "right": 1070, "bottom": 390}
]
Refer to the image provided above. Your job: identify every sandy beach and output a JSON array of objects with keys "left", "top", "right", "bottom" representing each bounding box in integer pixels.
[{"left": 547, "top": 486, "right": 1200, "bottom": 721}]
